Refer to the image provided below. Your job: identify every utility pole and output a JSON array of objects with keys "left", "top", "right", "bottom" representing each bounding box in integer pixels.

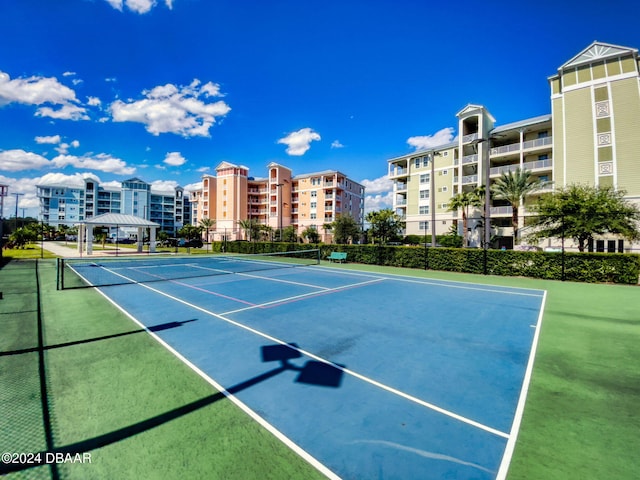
[{"left": 13, "top": 192, "right": 24, "bottom": 231}]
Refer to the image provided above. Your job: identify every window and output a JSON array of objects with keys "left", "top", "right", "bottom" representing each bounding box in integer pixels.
[
  {"left": 538, "top": 154, "right": 549, "bottom": 161},
  {"left": 414, "top": 158, "right": 420, "bottom": 168},
  {"left": 310, "top": 213, "right": 317, "bottom": 219},
  {"left": 420, "top": 174, "right": 430, "bottom": 184},
  {"left": 310, "top": 202, "right": 317, "bottom": 208},
  {"left": 422, "top": 157, "right": 429, "bottom": 168},
  {"left": 440, "top": 203, "right": 448, "bottom": 209},
  {"left": 538, "top": 131, "right": 549, "bottom": 139},
  {"left": 311, "top": 191, "right": 317, "bottom": 197},
  {"left": 419, "top": 190, "right": 429, "bottom": 199},
  {"left": 443, "top": 151, "right": 449, "bottom": 157},
  {"left": 419, "top": 206, "right": 429, "bottom": 214},
  {"left": 419, "top": 221, "right": 429, "bottom": 230}
]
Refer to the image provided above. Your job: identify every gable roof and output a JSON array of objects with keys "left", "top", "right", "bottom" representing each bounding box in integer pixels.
[
  {"left": 560, "top": 41, "right": 638, "bottom": 70},
  {"left": 81, "top": 213, "right": 159, "bottom": 227}
]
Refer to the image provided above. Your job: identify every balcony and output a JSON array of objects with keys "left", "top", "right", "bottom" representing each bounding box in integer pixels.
[
  {"left": 491, "top": 206, "right": 513, "bottom": 216},
  {"left": 462, "top": 174, "right": 478, "bottom": 184},
  {"left": 490, "top": 158, "right": 552, "bottom": 177},
  {"left": 395, "top": 182, "right": 408, "bottom": 192},
  {"left": 389, "top": 167, "right": 408, "bottom": 178},
  {"left": 462, "top": 153, "right": 478, "bottom": 165},
  {"left": 462, "top": 133, "right": 478, "bottom": 143},
  {"left": 490, "top": 136, "right": 553, "bottom": 156}
]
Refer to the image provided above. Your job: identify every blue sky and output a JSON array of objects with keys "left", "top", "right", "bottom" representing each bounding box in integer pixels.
[{"left": 1, "top": 0, "right": 640, "bottom": 218}]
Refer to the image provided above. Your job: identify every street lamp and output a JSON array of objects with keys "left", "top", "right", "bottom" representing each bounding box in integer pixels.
[
  {"left": 430, "top": 151, "right": 441, "bottom": 248},
  {"left": 13, "top": 192, "right": 24, "bottom": 231}
]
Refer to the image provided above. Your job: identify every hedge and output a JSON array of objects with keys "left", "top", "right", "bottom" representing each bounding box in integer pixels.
[{"left": 212, "top": 241, "right": 640, "bottom": 285}]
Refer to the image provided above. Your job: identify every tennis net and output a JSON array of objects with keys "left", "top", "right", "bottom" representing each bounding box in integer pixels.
[{"left": 57, "top": 249, "right": 320, "bottom": 290}]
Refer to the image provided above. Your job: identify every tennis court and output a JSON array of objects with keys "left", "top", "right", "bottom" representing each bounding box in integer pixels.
[{"left": 61, "top": 252, "right": 546, "bottom": 479}]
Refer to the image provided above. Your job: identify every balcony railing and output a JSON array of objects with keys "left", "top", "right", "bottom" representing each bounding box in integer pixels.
[
  {"left": 462, "top": 132, "right": 478, "bottom": 143},
  {"left": 491, "top": 136, "right": 552, "bottom": 156},
  {"left": 490, "top": 158, "right": 552, "bottom": 177},
  {"left": 462, "top": 154, "right": 478, "bottom": 164},
  {"left": 490, "top": 206, "right": 513, "bottom": 216},
  {"left": 462, "top": 174, "right": 478, "bottom": 184}
]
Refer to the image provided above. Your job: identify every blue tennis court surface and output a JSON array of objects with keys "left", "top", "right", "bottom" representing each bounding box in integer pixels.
[{"left": 86, "top": 262, "right": 546, "bottom": 479}]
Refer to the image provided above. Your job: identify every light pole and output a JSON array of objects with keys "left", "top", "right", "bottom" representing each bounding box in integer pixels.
[
  {"left": 13, "top": 193, "right": 24, "bottom": 231},
  {"left": 430, "top": 151, "right": 441, "bottom": 247}
]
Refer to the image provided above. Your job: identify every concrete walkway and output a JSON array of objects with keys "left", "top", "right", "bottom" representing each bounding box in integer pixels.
[{"left": 41, "top": 241, "right": 148, "bottom": 258}]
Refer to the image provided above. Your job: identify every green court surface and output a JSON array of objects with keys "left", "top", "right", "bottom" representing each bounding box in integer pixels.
[{"left": 1, "top": 258, "right": 639, "bottom": 479}]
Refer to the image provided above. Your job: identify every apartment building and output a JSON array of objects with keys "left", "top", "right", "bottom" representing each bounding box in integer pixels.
[
  {"left": 388, "top": 41, "right": 640, "bottom": 251},
  {"left": 190, "top": 161, "right": 365, "bottom": 242},
  {"left": 37, "top": 177, "right": 191, "bottom": 235}
]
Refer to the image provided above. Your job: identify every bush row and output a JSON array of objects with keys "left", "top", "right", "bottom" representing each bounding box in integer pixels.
[{"left": 213, "top": 241, "right": 640, "bottom": 285}]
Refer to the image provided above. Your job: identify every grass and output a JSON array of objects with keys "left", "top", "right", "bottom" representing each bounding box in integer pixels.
[
  {"left": 1, "top": 258, "right": 639, "bottom": 478},
  {"left": 1, "top": 243, "right": 57, "bottom": 260}
]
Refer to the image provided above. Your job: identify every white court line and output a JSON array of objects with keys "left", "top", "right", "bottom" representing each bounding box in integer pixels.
[
  {"left": 221, "top": 277, "right": 386, "bottom": 315},
  {"left": 496, "top": 289, "right": 547, "bottom": 479},
  {"left": 90, "top": 284, "right": 341, "bottom": 480},
  {"left": 96, "top": 266, "right": 510, "bottom": 440},
  {"left": 314, "top": 265, "right": 546, "bottom": 297}
]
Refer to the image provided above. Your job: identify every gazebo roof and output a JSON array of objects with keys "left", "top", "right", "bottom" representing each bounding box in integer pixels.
[{"left": 80, "top": 213, "right": 160, "bottom": 227}]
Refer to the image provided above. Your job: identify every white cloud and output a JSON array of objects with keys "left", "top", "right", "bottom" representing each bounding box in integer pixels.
[
  {"left": 364, "top": 192, "right": 393, "bottom": 215},
  {"left": 52, "top": 153, "right": 136, "bottom": 175},
  {"left": 277, "top": 128, "right": 321, "bottom": 156},
  {"left": 0, "top": 172, "right": 101, "bottom": 214},
  {"left": 0, "top": 149, "right": 50, "bottom": 171},
  {"left": 151, "top": 180, "right": 179, "bottom": 192},
  {"left": 87, "top": 96, "right": 102, "bottom": 106},
  {"left": 37, "top": 171, "right": 101, "bottom": 187},
  {"left": 0, "top": 71, "right": 78, "bottom": 106},
  {"left": 183, "top": 181, "right": 202, "bottom": 192},
  {"left": 63, "top": 72, "right": 76, "bottom": 77},
  {"left": 35, "top": 135, "right": 62, "bottom": 145},
  {"left": 360, "top": 175, "right": 392, "bottom": 195},
  {"left": 109, "top": 80, "right": 230, "bottom": 137},
  {"left": 196, "top": 166, "right": 210, "bottom": 173},
  {"left": 361, "top": 175, "right": 394, "bottom": 215},
  {"left": 101, "top": 180, "right": 123, "bottom": 189},
  {"left": 163, "top": 151, "right": 186, "bottom": 167},
  {"left": 407, "top": 127, "right": 456, "bottom": 151},
  {"left": 36, "top": 103, "right": 89, "bottom": 121},
  {"left": 105, "top": 0, "right": 175, "bottom": 14},
  {"left": 331, "top": 140, "right": 344, "bottom": 149}
]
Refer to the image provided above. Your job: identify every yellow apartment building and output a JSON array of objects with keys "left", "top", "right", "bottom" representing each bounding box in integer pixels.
[
  {"left": 191, "top": 161, "right": 365, "bottom": 242},
  {"left": 388, "top": 41, "right": 640, "bottom": 252}
]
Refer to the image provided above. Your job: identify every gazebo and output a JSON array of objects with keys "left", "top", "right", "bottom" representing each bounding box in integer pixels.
[{"left": 77, "top": 213, "right": 161, "bottom": 255}]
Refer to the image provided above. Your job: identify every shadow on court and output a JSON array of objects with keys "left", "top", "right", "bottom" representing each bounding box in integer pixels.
[
  {"left": 0, "top": 319, "right": 197, "bottom": 357},
  {"left": 2, "top": 342, "right": 343, "bottom": 475}
]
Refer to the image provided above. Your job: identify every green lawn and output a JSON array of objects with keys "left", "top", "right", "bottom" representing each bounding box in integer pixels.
[{"left": 1, "top": 259, "right": 639, "bottom": 479}]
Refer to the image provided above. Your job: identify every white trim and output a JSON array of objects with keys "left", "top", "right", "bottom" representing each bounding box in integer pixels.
[
  {"left": 496, "top": 290, "right": 547, "bottom": 480},
  {"left": 561, "top": 71, "right": 638, "bottom": 94},
  {"left": 608, "top": 81, "right": 618, "bottom": 189},
  {"left": 591, "top": 87, "right": 600, "bottom": 187}
]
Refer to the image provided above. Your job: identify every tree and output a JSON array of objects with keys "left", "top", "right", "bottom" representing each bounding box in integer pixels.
[
  {"left": 448, "top": 191, "right": 482, "bottom": 247},
  {"left": 491, "top": 168, "right": 543, "bottom": 244},
  {"left": 527, "top": 184, "right": 640, "bottom": 251},
  {"left": 8, "top": 227, "right": 37, "bottom": 248},
  {"left": 199, "top": 217, "right": 215, "bottom": 252},
  {"left": 238, "top": 219, "right": 260, "bottom": 242},
  {"left": 177, "top": 224, "right": 203, "bottom": 241},
  {"left": 282, "top": 225, "right": 297, "bottom": 242},
  {"left": 301, "top": 226, "right": 320, "bottom": 244},
  {"left": 331, "top": 214, "right": 361, "bottom": 244},
  {"left": 365, "top": 209, "right": 405, "bottom": 245}
]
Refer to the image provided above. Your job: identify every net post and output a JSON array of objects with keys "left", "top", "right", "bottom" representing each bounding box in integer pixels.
[
  {"left": 317, "top": 248, "right": 321, "bottom": 265},
  {"left": 56, "top": 258, "right": 60, "bottom": 290},
  {"left": 58, "top": 258, "right": 64, "bottom": 290}
]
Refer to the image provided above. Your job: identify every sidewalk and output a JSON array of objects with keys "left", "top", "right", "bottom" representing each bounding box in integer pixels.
[{"left": 41, "top": 241, "right": 149, "bottom": 258}]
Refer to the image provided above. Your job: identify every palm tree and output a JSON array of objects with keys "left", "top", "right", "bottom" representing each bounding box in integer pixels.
[
  {"left": 448, "top": 191, "right": 482, "bottom": 247},
  {"left": 237, "top": 218, "right": 257, "bottom": 241},
  {"left": 199, "top": 217, "right": 215, "bottom": 252},
  {"left": 491, "top": 168, "right": 542, "bottom": 244}
]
